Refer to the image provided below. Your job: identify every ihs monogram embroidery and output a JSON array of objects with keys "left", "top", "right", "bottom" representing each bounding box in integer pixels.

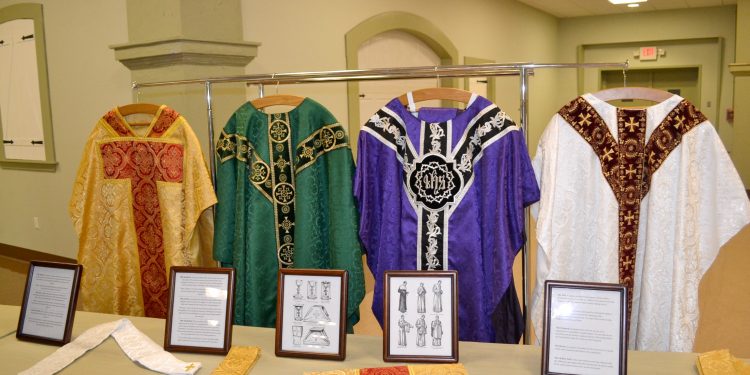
[{"left": 409, "top": 154, "right": 461, "bottom": 210}]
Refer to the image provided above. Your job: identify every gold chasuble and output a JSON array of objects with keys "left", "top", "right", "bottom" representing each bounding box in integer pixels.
[{"left": 69, "top": 106, "right": 217, "bottom": 318}]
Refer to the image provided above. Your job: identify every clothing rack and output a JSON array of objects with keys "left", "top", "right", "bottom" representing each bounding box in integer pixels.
[{"left": 132, "top": 61, "right": 628, "bottom": 345}]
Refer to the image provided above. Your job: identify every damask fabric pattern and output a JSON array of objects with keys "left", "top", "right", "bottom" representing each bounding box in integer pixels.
[
  {"left": 69, "top": 106, "right": 216, "bottom": 318},
  {"left": 213, "top": 98, "right": 365, "bottom": 329},
  {"left": 210, "top": 346, "right": 261, "bottom": 375},
  {"left": 531, "top": 94, "right": 750, "bottom": 352},
  {"left": 355, "top": 94, "right": 539, "bottom": 343},
  {"left": 697, "top": 349, "right": 750, "bottom": 375}
]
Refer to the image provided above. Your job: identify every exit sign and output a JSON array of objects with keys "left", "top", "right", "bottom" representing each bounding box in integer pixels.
[{"left": 640, "top": 46, "right": 658, "bottom": 61}]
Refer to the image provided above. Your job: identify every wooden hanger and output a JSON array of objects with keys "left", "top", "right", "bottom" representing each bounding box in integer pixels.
[
  {"left": 117, "top": 103, "right": 161, "bottom": 126},
  {"left": 398, "top": 87, "right": 474, "bottom": 106},
  {"left": 117, "top": 103, "right": 161, "bottom": 116},
  {"left": 591, "top": 87, "right": 674, "bottom": 103},
  {"left": 250, "top": 94, "right": 306, "bottom": 109}
]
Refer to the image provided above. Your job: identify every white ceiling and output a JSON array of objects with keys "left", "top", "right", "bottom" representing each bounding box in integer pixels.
[{"left": 516, "top": 0, "right": 736, "bottom": 18}]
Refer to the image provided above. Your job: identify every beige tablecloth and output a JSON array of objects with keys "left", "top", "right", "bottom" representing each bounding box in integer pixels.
[
  {"left": 0, "top": 304, "right": 20, "bottom": 337},
  {"left": 0, "top": 305, "right": 701, "bottom": 374}
]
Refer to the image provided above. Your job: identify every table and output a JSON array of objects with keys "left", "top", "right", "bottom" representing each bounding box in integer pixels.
[
  {"left": 0, "top": 305, "right": 702, "bottom": 374},
  {"left": 0, "top": 304, "right": 20, "bottom": 337}
]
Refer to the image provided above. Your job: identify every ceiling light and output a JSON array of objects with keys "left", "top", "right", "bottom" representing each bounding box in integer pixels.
[
  {"left": 608, "top": 0, "right": 647, "bottom": 4},
  {"left": 627, "top": 3, "right": 640, "bottom": 7}
]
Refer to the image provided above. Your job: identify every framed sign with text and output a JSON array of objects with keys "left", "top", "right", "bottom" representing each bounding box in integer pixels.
[
  {"left": 542, "top": 280, "right": 628, "bottom": 375},
  {"left": 17, "top": 261, "right": 82, "bottom": 345},
  {"left": 275, "top": 269, "right": 348, "bottom": 360},
  {"left": 164, "top": 267, "right": 235, "bottom": 354},
  {"left": 383, "top": 270, "right": 458, "bottom": 363}
]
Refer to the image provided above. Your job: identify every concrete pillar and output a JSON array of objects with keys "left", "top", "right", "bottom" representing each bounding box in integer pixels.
[{"left": 110, "top": 0, "right": 259, "bottom": 161}]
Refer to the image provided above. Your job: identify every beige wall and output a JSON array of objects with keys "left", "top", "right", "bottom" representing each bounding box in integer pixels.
[{"left": 0, "top": 0, "right": 132, "bottom": 258}]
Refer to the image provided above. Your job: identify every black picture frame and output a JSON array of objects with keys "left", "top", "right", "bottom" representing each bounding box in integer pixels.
[
  {"left": 275, "top": 268, "right": 348, "bottom": 361},
  {"left": 383, "top": 270, "right": 458, "bottom": 363},
  {"left": 16, "top": 261, "right": 82, "bottom": 345},
  {"left": 541, "top": 280, "right": 628, "bottom": 375},
  {"left": 164, "top": 267, "right": 235, "bottom": 355}
]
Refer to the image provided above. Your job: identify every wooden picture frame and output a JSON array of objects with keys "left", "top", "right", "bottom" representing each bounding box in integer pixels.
[
  {"left": 541, "top": 280, "right": 628, "bottom": 375},
  {"left": 164, "top": 267, "right": 235, "bottom": 355},
  {"left": 16, "top": 261, "right": 82, "bottom": 345},
  {"left": 275, "top": 269, "right": 348, "bottom": 360},
  {"left": 383, "top": 270, "right": 458, "bottom": 363}
]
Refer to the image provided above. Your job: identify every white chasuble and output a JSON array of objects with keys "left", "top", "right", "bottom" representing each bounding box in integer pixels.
[{"left": 531, "top": 94, "right": 750, "bottom": 352}]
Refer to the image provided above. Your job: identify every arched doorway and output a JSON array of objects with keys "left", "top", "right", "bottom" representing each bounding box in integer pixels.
[{"left": 344, "top": 11, "right": 459, "bottom": 155}]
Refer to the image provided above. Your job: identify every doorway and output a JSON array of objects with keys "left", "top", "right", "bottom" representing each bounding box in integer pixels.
[{"left": 357, "top": 30, "right": 441, "bottom": 126}]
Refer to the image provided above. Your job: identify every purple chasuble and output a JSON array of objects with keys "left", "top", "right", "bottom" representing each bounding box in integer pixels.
[{"left": 355, "top": 95, "right": 539, "bottom": 343}]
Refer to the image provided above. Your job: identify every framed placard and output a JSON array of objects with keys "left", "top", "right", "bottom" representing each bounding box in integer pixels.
[
  {"left": 164, "top": 267, "right": 235, "bottom": 354},
  {"left": 16, "top": 261, "right": 82, "bottom": 345},
  {"left": 541, "top": 280, "right": 628, "bottom": 375},
  {"left": 383, "top": 270, "right": 458, "bottom": 363},
  {"left": 275, "top": 269, "right": 348, "bottom": 360}
]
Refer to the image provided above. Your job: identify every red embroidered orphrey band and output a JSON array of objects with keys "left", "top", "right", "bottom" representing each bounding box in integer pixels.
[
  {"left": 558, "top": 97, "right": 706, "bottom": 322},
  {"left": 100, "top": 109, "right": 185, "bottom": 318}
]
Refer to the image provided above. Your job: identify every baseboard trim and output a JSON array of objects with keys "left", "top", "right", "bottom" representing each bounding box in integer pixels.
[{"left": 0, "top": 243, "right": 76, "bottom": 263}]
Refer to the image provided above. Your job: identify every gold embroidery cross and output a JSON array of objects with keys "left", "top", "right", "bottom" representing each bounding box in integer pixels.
[
  {"left": 577, "top": 113, "right": 592, "bottom": 126},
  {"left": 602, "top": 147, "right": 615, "bottom": 162},
  {"left": 279, "top": 216, "right": 295, "bottom": 233},
  {"left": 251, "top": 164, "right": 267, "bottom": 182},
  {"left": 275, "top": 185, "right": 294, "bottom": 202},
  {"left": 321, "top": 131, "right": 336, "bottom": 148},
  {"left": 674, "top": 115, "right": 685, "bottom": 129},
  {"left": 625, "top": 117, "right": 639, "bottom": 132},
  {"left": 274, "top": 156, "right": 289, "bottom": 170},
  {"left": 622, "top": 256, "right": 634, "bottom": 270},
  {"left": 649, "top": 150, "right": 657, "bottom": 165},
  {"left": 625, "top": 165, "right": 637, "bottom": 179},
  {"left": 270, "top": 123, "right": 288, "bottom": 140},
  {"left": 301, "top": 145, "right": 314, "bottom": 159},
  {"left": 185, "top": 363, "right": 195, "bottom": 371},
  {"left": 624, "top": 210, "right": 636, "bottom": 226}
]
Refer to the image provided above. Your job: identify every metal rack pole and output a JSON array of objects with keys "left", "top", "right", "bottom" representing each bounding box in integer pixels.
[
  {"left": 132, "top": 62, "right": 627, "bottom": 89},
  {"left": 205, "top": 81, "right": 216, "bottom": 189},
  {"left": 519, "top": 66, "right": 531, "bottom": 345},
  {"left": 133, "top": 64, "right": 523, "bottom": 88}
]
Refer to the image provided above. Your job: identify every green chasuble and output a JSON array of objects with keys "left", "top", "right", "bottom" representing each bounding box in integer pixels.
[{"left": 214, "top": 98, "right": 365, "bottom": 330}]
